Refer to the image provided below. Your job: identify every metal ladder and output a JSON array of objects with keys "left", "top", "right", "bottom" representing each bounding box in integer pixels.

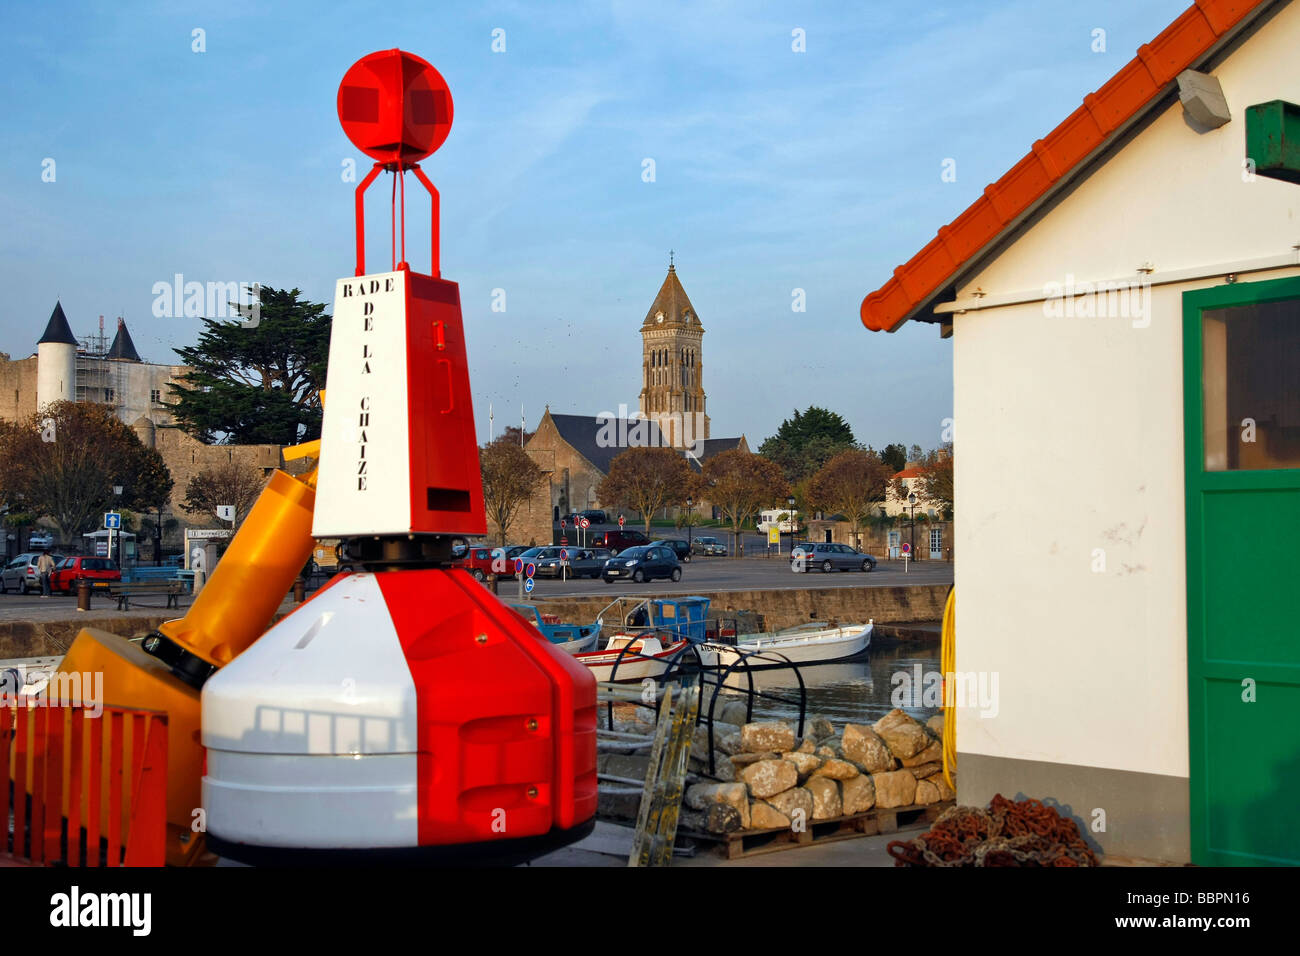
[{"left": 627, "top": 673, "right": 700, "bottom": 867}]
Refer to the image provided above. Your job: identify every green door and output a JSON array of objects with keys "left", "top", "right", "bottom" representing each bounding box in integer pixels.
[{"left": 1184, "top": 276, "right": 1300, "bottom": 866}]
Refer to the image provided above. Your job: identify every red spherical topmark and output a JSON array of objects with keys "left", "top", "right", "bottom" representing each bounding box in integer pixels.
[{"left": 337, "top": 49, "right": 453, "bottom": 166}]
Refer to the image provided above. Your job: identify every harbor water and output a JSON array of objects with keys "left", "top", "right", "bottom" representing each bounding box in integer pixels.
[{"left": 707, "top": 639, "right": 942, "bottom": 732}]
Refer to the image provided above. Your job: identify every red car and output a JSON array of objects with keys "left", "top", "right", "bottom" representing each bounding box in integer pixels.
[
  {"left": 50, "top": 556, "right": 121, "bottom": 593},
  {"left": 450, "top": 546, "right": 507, "bottom": 581}
]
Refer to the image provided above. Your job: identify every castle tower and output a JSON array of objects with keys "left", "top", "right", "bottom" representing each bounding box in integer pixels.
[
  {"left": 637, "top": 257, "right": 709, "bottom": 448},
  {"left": 108, "top": 317, "right": 143, "bottom": 362},
  {"left": 37, "top": 301, "right": 78, "bottom": 410}
]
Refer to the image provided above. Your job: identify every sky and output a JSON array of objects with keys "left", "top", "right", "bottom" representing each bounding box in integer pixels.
[{"left": 0, "top": 0, "right": 1189, "bottom": 452}]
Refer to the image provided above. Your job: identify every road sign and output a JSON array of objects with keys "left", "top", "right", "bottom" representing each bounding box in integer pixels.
[
  {"left": 560, "top": 518, "right": 566, "bottom": 529},
  {"left": 216, "top": 504, "right": 235, "bottom": 521},
  {"left": 767, "top": 527, "right": 780, "bottom": 545},
  {"left": 524, "top": 577, "right": 535, "bottom": 594},
  {"left": 104, "top": 512, "right": 121, "bottom": 530},
  {"left": 579, "top": 518, "right": 590, "bottom": 529},
  {"left": 618, "top": 515, "right": 625, "bottom": 528},
  {"left": 901, "top": 542, "right": 911, "bottom": 554},
  {"left": 560, "top": 549, "right": 569, "bottom": 562},
  {"left": 514, "top": 558, "right": 524, "bottom": 574},
  {"left": 525, "top": 563, "right": 536, "bottom": 578}
]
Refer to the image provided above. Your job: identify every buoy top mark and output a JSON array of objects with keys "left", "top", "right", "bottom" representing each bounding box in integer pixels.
[{"left": 337, "top": 49, "right": 453, "bottom": 165}]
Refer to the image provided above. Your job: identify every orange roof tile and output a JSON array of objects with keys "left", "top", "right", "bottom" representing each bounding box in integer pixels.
[{"left": 860, "top": 0, "right": 1274, "bottom": 333}]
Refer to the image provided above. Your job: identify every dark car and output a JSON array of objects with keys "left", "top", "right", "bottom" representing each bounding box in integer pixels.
[
  {"left": 652, "top": 538, "right": 692, "bottom": 562},
  {"left": 50, "top": 556, "right": 122, "bottom": 593},
  {"left": 578, "top": 509, "right": 607, "bottom": 525},
  {"left": 691, "top": 535, "right": 727, "bottom": 556},
  {"left": 602, "top": 545, "right": 681, "bottom": 584},
  {"left": 791, "top": 542, "right": 877, "bottom": 573},
  {"left": 535, "top": 547, "right": 614, "bottom": 579},
  {"left": 590, "top": 529, "right": 651, "bottom": 555}
]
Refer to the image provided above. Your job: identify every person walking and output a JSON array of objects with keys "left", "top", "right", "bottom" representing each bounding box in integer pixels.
[{"left": 37, "top": 548, "right": 56, "bottom": 598}]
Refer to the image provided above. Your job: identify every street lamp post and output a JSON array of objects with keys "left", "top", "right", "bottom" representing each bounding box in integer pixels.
[
  {"left": 112, "top": 484, "right": 123, "bottom": 566},
  {"left": 787, "top": 495, "right": 797, "bottom": 554},
  {"left": 686, "top": 496, "right": 694, "bottom": 552},
  {"left": 908, "top": 491, "right": 917, "bottom": 561},
  {"left": 153, "top": 506, "right": 165, "bottom": 566}
]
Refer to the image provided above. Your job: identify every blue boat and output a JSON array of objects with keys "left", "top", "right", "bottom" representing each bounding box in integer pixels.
[{"left": 507, "top": 603, "right": 600, "bottom": 654}]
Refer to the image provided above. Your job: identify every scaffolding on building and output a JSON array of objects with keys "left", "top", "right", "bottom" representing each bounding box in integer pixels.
[{"left": 75, "top": 317, "right": 129, "bottom": 415}]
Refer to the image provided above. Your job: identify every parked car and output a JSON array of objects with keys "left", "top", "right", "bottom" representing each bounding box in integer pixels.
[
  {"left": 507, "top": 546, "right": 568, "bottom": 575},
  {"left": 49, "top": 556, "right": 121, "bottom": 593},
  {"left": 451, "top": 546, "right": 503, "bottom": 581},
  {"left": 652, "top": 538, "right": 692, "bottom": 562},
  {"left": 790, "top": 542, "right": 877, "bottom": 573},
  {"left": 27, "top": 531, "right": 56, "bottom": 550},
  {"left": 589, "top": 529, "right": 650, "bottom": 555},
  {"left": 577, "top": 509, "right": 608, "bottom": 525},
  {"left": 1, "top": 552, "right": 67, "bottom": 594},
  {"left": 535, "top": 548, "right": 613, "bottom": 579},
  {"left": 501, "top": 545, "right": 532, "bottom": 560},
  {"left": 691, "top": 535, "right": 727, "bottom": 556},
  {"left": 602, "top": 545, "right": 681, "bottom": 584}
]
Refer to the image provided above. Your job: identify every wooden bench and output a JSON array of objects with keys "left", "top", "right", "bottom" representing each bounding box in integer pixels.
[{"left": 107, "top": 581, "right": 186, "bottom": 610}]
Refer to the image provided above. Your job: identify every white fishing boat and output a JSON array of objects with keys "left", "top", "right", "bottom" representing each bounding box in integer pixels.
[
  {"left": 578, "top": 635, "right": 691, "bottom": 682},
  {"left": 710, "top": 620, "right": 873, "bottom": 669}
]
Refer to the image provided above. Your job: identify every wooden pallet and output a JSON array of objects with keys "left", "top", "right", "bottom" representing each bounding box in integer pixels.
[{"left": 682, "top": 800, "right": 954, "bottom": 860}]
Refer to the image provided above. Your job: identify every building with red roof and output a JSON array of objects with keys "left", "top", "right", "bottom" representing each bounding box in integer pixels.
[{"left": 859, "top": 0, "right": 1299, "bottom": 865}]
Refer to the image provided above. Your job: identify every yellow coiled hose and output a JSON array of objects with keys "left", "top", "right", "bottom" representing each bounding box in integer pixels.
[{"left": 940, "top": 586, "right": 956, "bottom": 789}]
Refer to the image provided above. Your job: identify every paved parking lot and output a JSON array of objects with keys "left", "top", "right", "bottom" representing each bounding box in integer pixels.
[
  {"left": 494, "top": 553, "right": 952, "bottom": 600},
  {"left": 0, "top": 554, "right": 952, "bottom": 623}
]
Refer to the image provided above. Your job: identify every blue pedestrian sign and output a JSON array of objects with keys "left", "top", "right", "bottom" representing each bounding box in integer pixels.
[
  {"left": 524, "top": 577, "right": 535, "bottom": 594},
  {"left": 104, "top": 512, "right": 122, "bottom": 530}
]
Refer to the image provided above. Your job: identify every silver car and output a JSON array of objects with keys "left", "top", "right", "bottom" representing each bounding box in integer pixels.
[
  {"left": 791, "top": 542, "right": 876, "bottom": 573},
  {"left": 1, "top": 552, "right": 66, "bottom": 593}
]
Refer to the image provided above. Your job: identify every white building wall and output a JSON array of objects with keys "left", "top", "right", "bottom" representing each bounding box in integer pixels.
[
  {"left": 35, "top": 342, "right": 76, "bottom": 409},
  {"left": 951, "top": 1, "right": 1300, "bottom": 780}
]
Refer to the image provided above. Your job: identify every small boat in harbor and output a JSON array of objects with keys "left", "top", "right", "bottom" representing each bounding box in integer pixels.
[
  {"left": 507, "top": 603, "right": 600, "bottom": 655},
  {"left": 710, "top": 621, "right": 873, "bottom": 669},
  {"left": 577, "top": 635, "right": 691, "bottom": 682}
]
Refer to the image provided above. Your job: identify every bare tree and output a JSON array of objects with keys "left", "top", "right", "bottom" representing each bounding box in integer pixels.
[
  {"left": 480, "top": 437, "right": 545, "bottom": 546},
  {"left": 808, "top": 448, "right": 890, "bottom": 549},
  {"left": 0, "top": 402, "right": 173, "bottom": 545},
  {"left": 181, "top": 462, "right": 267, "bottom": 532},
  {"left": 702, "top": 449, "right": 787, "bottom": 556},
  {"left": 598, "top": 447, "right": 697, "bottom": 535}
]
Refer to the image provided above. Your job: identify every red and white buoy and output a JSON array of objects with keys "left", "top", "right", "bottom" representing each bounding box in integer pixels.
[{"left": 201, "top": 50, "right": 597, "bottom": 864}]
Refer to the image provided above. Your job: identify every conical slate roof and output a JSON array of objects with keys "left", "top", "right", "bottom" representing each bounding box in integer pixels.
[
  {"left": 38, "top": 301, "right": 78, "bottom": 346},
  {"left": 641, "top": 264, "right": 702, "bottom": 330},
  {"left": 107, "top": 318, "right": 142, "bottom": 362}
]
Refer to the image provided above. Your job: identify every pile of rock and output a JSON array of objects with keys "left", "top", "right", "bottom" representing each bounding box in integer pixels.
[{"left": 679, "top": 709, "right": 954, "bottom": 834}]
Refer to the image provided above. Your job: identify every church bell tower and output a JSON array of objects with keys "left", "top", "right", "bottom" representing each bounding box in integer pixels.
[{"left": 637, "top": 255, "right": 709, "bottom": 449}]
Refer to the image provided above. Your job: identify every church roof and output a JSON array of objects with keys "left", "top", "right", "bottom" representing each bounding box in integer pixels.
[
  {"left": 107, "top": 318, "right": 142, "bottom": 362},
  {"left": 38, "top": 301, "right": 78, "bottom": 346},
  {"left": 544, "top": 411, "right": 742, "bottom": 474},
  {"left": 549, "top": 413, "right": 667, "bottom": 473},
  {"left": 642, "top": 265, "right": 703, "bottom": 330}
]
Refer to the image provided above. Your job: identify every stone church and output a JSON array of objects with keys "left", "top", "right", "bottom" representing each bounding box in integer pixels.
[{"left": 501, "top": 262, "right": 750, "bottom": 544}]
